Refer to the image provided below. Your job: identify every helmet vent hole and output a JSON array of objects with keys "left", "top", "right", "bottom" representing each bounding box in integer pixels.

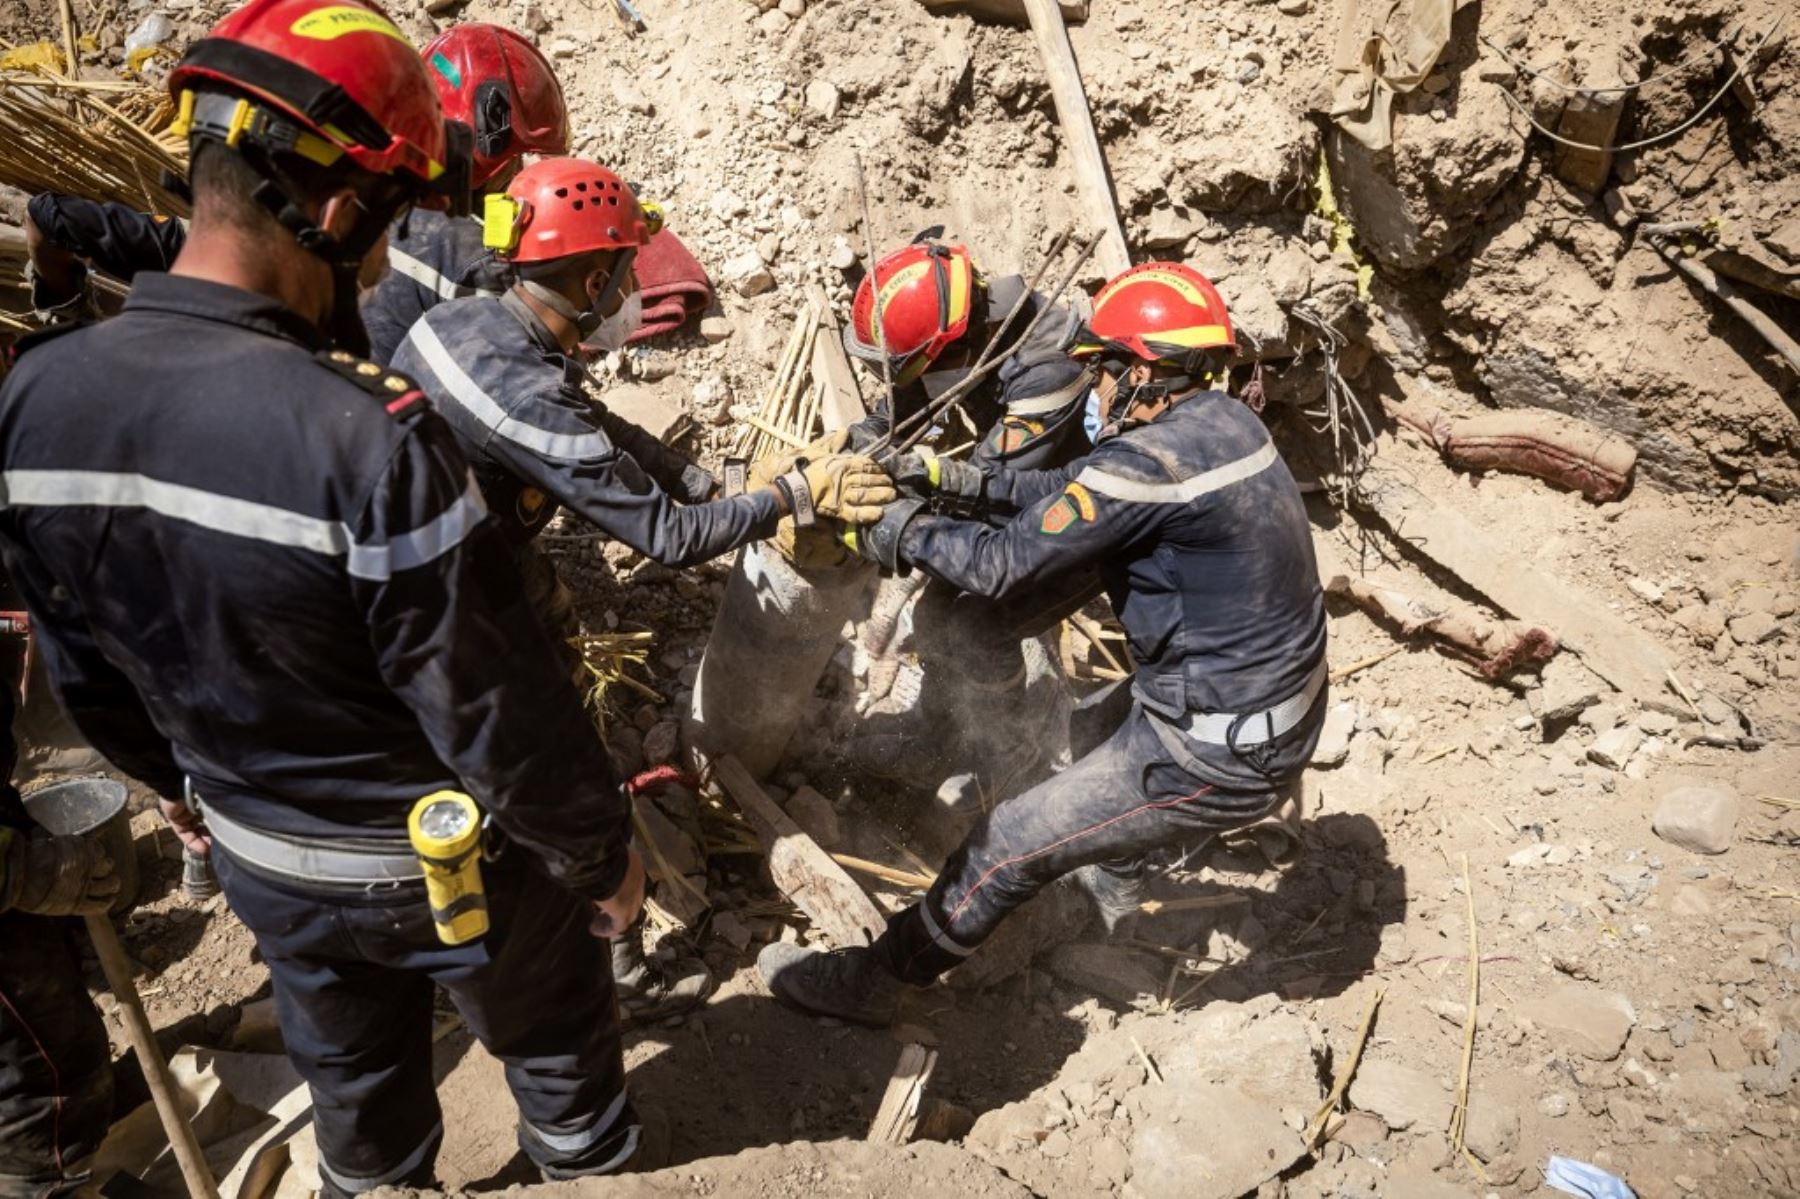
[
  {"left": 554, "top": 187, "right": 568, "bottom": 198},
  {"left": 607, "top": 196, "right": 619, "bottom": 206},
  {"left": 571, "top": 199, "right": 583, "bottom": 210},
  {"left": 576, "top": 181, "right": 588, "bottom": 191}
]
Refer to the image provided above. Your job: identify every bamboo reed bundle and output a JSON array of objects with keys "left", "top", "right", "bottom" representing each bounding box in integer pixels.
[
  {"left": 730, "top": 300, "right": 828, "bottom": 465},
  {"left": 0, "top": 66, "right": 188, "bottom": 217}
]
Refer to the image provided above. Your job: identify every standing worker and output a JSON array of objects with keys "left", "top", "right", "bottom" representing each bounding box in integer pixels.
[
  {"left": 391, "top": 158, "right": 894, "bottom": 1016},
  {"left": 0, "top": 1, "right": 657, "bottom": 1189},
  {"left": 0, "top": 666, "right": 120, "bottom": 1196},
  {"left": 842, "top": 235, "right": 1097, "bottom": 794},
  {"left": 760, "top": 264, "right": 1329, "bottom": 1024},
  {"left": 22, "top": 20, "right": 566, "bottom": 364}
]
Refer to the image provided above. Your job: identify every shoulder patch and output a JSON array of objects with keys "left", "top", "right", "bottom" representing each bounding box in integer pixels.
[
  {"left": 314, "top": 348, "right": 430, "bottom": 420},
  {"left": 1040, "top": 482, "right": 1096, "bottom": 535}
]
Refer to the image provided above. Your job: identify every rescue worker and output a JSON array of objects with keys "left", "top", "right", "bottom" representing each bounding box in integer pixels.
[
  {"left": 0, "top": 673, "right": 120, "bottom": 1197},
  {"left": 22, "top": 20, "right": 566, "bottom": 363},
  {"left": 0, "top": 1, "right": 658, "bottom": 1188},
  {"left": 841, "top": 235, "right": 1098, "bottom": 793},
  {"left": 758, "top": 263, "right": 1329, "bottom": 1024},
  {"left": 389, "top": 155, "right": 895, "bottom": 1016}
]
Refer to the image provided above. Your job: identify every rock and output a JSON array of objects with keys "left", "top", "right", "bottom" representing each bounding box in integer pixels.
[
  {"left": 778, "top": 0, "right": 805, "bottom": 15},
  {"left": 607, "top": 725, "right": 644, "bottom": 777},
  {"left": 1742, "top": 1030, "right": 1800, "bottom": 1096},
  {"left": 1587, "top": 724, "right": 1643, "bottom": 770},
  {"left": 1766, "top": 217, "right": 1800, "bottom": 264},
  {"left": 1175, "top": 90, "right": 1317, "bottom": 215},
  {"left": 611, "top": 76, "right": 653, "bottom": 116},
  {"left": 1330, "top": 1110, "right": 1387, "bottom": 1151},
  {"left": 756, "top": 232, "right": 783, "bottom": 264},
  {"left": 804, "top": 79, "right": 840, "bottom": 119},
  {"left": 1538, "top": 1091, "right": 1571, "bottom": 1117},
  {"left": 712, "top": 910, "right": 754, "bottom": 951},
  {"left": 784, "top": 785, "right": 841, "bottom": 849},
  {"left": 1464, "top": 1100, "right": 1519, "bottom": 1162},
  {"left": 1265, "top": 245, "right": 1313, "bottom": 306},
  {"left": 1728, "top": 611, "right": 1780, "bottom": 644},
  {"left": 699, "top": 315, "right": 734, "bottom": 344},
  {"left": 710, "top": 188, "right": 749, "bottom": 219},
  {"left": 1347, "top": 1060, "right": 1449, "bottom": 1131},
  {"left": 1522, "top": 983, "right": 1635, "bottom": 1060},
  {"left": 1653, "top": 782, "right": 1739, "bottom": 855},
  {"left": 642, "top": 720, "right": 680, "bottom": 766},
  {"left": 1311, "top": 701, "right": 1356, "bottom": 767},
  {"left": 1628, "top": 577, "right": 1664, "bottom": 605},
  {"left": 724, "top": 251, "right": 775, "bottom": 297},
  {"left": 1669, "top": 884, "right": 1715, "bottom": 917},
  {"left": 1142, "top": 204, "right": 1202, "bottom": 250},
  {"left": 1130, "top": 1083, "right": 1304, "bottom": 1199},
  {"left": 756, "top": 8, "right": 790, "bottom": 35},
  {"left": 602, "top": 381, "right": 687, "bottom": 444},
  {"left": 1044, "top": 944, "right": 1163, "bottom": 1005},
  {"left": 1275, "top": 0, "right": 1309, "bottom": 12},
  {"left": 548, "top": 36, "right": 578, "bottom": 59},
  {"left": 1665, "top": 1070, "right": 1748, "bottom": 1132},
  {"left": 827, "top": 238, "right": 858, "bottom": 271}
]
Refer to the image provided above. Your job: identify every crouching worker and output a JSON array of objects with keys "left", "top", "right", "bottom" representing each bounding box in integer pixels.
[
  {"left": 759, "top": 264, "right": 1328, "bottom": 1024},
  {"left": 391, "top": 156, "right": 894, "bottom": 1018}
]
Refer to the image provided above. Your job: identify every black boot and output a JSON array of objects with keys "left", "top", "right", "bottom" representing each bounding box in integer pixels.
[
  {"left": 611, "top": 916, "right": 715, "bottom": 1025},
  {"left": 756, "top": 943, "right": 908, "bottom": 1027},
  {"left": 1073, "top": 861, "right": 1146, "bottom": 937}
]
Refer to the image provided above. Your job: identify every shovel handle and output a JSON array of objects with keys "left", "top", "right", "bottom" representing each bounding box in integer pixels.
[{"left": 84, "top": 914, "right": 222, "bottom": 1199}]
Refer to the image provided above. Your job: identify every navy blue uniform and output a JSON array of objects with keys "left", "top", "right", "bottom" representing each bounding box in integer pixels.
[
  {"left": 393, "top": 291, "right": 774, "bottom": 565},
  {"left": 0, "top": 273, "right": 639, "bottom": 1192},
  {"left": 872, "top": 392, "right": 1329, "bottom": 983},
  {"left": 22, "top": 196, "right": 505, "bottom": 366}
]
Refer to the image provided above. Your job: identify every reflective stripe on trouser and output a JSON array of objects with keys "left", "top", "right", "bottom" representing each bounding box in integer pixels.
[
  {"left": 873, "top": 700, "right": 1297, "bottom": 986},
  {"left": 212, "top": 846, "right": 633, "bottom": 1188}
]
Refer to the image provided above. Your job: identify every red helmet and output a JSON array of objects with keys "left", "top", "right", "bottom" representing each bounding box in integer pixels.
[
  {"left": 486, "top": 157, "right": 657, "bottom": 263},
  {"left": 1073, "top": 263, "right": 1236, "bottom": 365},
  {"left": 423, "top": 23, "right": 568, "bottom": 189},
  {"left": 847, "top": 240, "right": 978, "bottom": 387},
  {"left": 169, "top": 0, "right": 450, "bottom": 189}
]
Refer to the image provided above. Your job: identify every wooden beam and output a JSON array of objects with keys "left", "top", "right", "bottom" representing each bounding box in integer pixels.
[
  {"left": 804, "top": 283, "right": 867, "bottom": 433},
  {"left": 868, "top": 1042, "right": 939, "bottom": 1145},
  {"left": 1355, "top": 469, "right": 1672, "bottom": 702},
  {"left": 917, "top": 0, "right": 1088, "bottom": 25},
  {"left": 1021, "top": 0, "right": 1130, "bottom": 277},
  {"left": 714, "top": 754, "right": 887, "bottom": 949}
]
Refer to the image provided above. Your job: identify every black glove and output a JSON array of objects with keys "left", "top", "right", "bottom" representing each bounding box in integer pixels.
[
  {"left": 888, "top": 448, "right": 984, "bottom": 517},
  {"left": 843, "top": 497, "right": 926, "bottom": 573}
]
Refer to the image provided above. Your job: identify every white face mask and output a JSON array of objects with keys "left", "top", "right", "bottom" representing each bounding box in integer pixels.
[{"left": 587, "top": 288, "right": 643, "bottom": 353}]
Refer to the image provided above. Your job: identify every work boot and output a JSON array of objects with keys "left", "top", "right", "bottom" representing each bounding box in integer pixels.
[
  {"left": 611, "top": 918, "right": 715, "bottom": 1025},
  {"left": 757, "top": 942, "right": 907, "bottom": 1028},
  {"left": 1073, "top": 862, "right": 1147, "bottom": 937}
]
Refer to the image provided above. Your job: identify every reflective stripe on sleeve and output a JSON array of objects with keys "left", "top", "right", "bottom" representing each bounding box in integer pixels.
[
  {"left": 405, "top": 318, "right": 614, "bottom": 462},
  {"left": 0, "top": 469, "right": 487, "bottom": 581},
  {"left": 1003, "top": 371, "right": 1093, "bottom": 417},
  {"left": 1074, "top": 440, "right": 1278, "bottom": 505},
  {"left": 387, "top": 247, "right": 495, "bottom": 303}
]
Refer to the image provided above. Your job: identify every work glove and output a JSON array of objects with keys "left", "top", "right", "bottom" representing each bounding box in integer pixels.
[
  {"left": 776, "top": 453, "right": 896, "bottom": 527},
  {"left": 0, "top": 829, "right": 119, "bottom": 917},
  {"left": 889, "top": 447, "right": 985, "bottom": 516},
  {"left": 842, "top": 497, "right": 927, "bottom": 573},
  {"left": 747, "top": 430, "right": 850, "bottom": 493}
]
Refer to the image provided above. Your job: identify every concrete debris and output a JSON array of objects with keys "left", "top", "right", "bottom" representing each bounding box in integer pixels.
[
  {"left": 1522, "top": 984, "right": 1636, "bottom": 1061},
  {"left": 1586, "top": 724, "right": 1643, "bottom": 771},
  {"left": 1346, "top": 1059, "right": 1448, "bottom": 1131},
  {"left": 1310, "top": 701, "right": 1357, "bottom": 766},
  {"left": 783, "top": 785, "right": 841, "bottom": 849},
  {"left": 1044, "top": 944, "right": 1163, "bottom": 1006},
  {"left": 1652, "top": 782, "right": 1739, "bottom": 855}
]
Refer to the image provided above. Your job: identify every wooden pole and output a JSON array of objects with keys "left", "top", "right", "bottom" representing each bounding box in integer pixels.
[
  {"left": 84, "top": 915, "right": 222, "bottom": 1199},
  {"left": 1021, "top": 0, "right": 1130, "bottom": 278}
]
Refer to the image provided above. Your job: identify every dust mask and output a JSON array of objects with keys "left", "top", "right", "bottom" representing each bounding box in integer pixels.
[{"left": 587, "top": 289, "right": 643, "bottom": 353}]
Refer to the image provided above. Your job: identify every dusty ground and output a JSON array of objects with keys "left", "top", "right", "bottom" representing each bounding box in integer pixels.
[{"left": 3, "top": 0, "right": 1798, "bottom": 1194}]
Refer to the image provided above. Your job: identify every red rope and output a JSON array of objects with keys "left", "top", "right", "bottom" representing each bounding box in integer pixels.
[{"left": 625, "top": 765, "right": 698, "bottom": 797}]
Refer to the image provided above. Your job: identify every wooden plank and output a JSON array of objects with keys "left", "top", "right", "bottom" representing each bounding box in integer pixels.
[
  {"left": 714, "top": 754, "right": 887, "bottom": 949},
  {"left": 1021, "top": 0, "right": 1130, "bottom": 278},
  {"left": 1356, "top": 469, "right": 1672, "bottom": 702},
  {"left": 917, "top": 0, "right": 1088, "bottom": 25},
  {"left": 804, "top": 283, "right": 867, "bottom": 433},
  {"left": 868, "top": 1042, "right": 939, "bottom": 1145}
]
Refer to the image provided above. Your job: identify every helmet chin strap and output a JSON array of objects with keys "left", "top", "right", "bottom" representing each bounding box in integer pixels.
[{"left": 519, "top": 250, "right": 636, "bottom": 339}]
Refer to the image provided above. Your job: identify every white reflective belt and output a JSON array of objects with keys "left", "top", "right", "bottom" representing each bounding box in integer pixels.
[
  {"left": 0, "top": 469, "right": 485, "bottom": 581},
  {"left": 201, "top": 802, "right": 422, "bottom": 885},
  {"left": 1004, "top": 371, "right": 1094, "bottom": 417},
  {"left": 1075, "top": 440, "right": 1279, "bottom": 505},
  {"left": 387, "top": 248, "right": 492, "bottom": 303},
  {"left": 1177, "top": 656, "right": 1328, "bottom": 747},
  {"left": 405, "top": 318, "right": 613, "bottom": 461}
]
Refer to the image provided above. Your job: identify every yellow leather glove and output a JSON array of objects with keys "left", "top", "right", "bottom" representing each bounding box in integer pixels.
[
  {"left": 747, "top": 429, "right": 849, "bottom": 492},
  {"left": 800, "top": 453, "right": 897, "bottom": 525}
]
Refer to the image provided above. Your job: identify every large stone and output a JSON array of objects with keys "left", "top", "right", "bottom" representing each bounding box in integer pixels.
[
  {"left": 1463, "top": 1098, "right": 1519, "bottom": 1163},
  {"left": 1653, "top": 782, "right": 1740, "bottom": 855},
  {"left": 600, "top": 382, "right": 687, "bottom": 444},
  {"left": 1311, "top": 701, "right": 1357, "bottom": 767},
  {"left": 783, "top": 785, "right": 841, "bottom": 849},
  {"left": 724, "top": 251, "right": 775, "bottom": 297},
  {"left": 1347, "top": 1059, "right": 1449, "bottom": 1131},
  {"left": 1130, "top": 1083, "right": 1304, "bottom": 1199},
  {"left": 1522, "top": 984, "right": 1635, "bottom": 1060},
  {"left": 804, "top": 78, "right": 840, "bottom": 119},
  {"left": 1044, "top": 944, "right": 1164, "bottom": 1006},
  {"left": 1173, "top": 90, "right": 1318, "bottom": 215},
  {"left": 1586, "top": 724, "right": 1643, "bottom": 771}
]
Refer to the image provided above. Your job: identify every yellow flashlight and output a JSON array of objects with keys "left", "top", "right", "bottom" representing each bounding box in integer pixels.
[{"left": 407, "top": 790, "right": 489, "bottom": 946}]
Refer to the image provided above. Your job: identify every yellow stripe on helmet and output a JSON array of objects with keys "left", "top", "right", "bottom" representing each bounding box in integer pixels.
[{"left": 1146, "top": 324, "right": 1234, "bottom": 350}]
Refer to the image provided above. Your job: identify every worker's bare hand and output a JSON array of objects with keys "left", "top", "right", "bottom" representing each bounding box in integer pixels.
[
  {"left": 590, "top": 847, "right": 646, "bottom": 938},
  {"left": 158, "top": 797, "right": 212, "bottom": 857},
  {"left": 803, "top": 453, "right": 899, "bottom": 525}
]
